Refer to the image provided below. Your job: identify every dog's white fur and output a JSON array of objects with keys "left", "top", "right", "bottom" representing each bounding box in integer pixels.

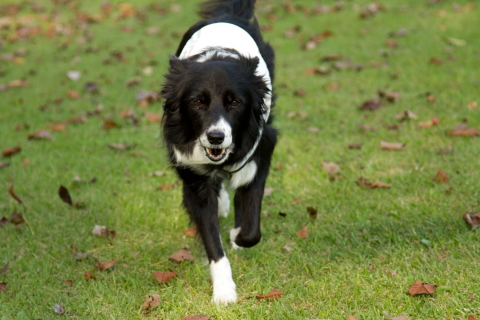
[{"left": 210, "top": 256, "right": 237, "bottom": 304}]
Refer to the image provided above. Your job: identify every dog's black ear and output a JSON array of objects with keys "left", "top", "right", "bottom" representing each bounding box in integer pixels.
[
  {"left": 239, "top": 56, "right": 260, "bottom": 76},
  {"left": 168, "top": 55, "right": 189, "bottom": 74}
]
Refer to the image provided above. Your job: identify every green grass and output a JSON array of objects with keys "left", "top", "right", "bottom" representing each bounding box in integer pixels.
[{"left": 1, "top": 0, "right": 480, "bottom": 319}]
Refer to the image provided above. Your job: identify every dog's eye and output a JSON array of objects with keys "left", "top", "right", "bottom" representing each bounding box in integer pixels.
[
  {"left": 230, "top": 100, "right": 239, "bottom": 107},
  {"left": 192, "top": 99, "right": 204, "bottom": 107}
]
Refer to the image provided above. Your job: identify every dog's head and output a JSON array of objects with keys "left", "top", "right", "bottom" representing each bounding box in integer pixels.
[{"left": 161, "top": 53, "right": 269, "bottom": 167}]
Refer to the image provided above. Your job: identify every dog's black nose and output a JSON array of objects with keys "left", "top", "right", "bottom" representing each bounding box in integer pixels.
[{"left": 207, "top": 131, "right": 225, "bottom": 145}]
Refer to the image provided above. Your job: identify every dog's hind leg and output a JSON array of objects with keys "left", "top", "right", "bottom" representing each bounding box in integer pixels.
[{"left": 181, "top": 176, "right": 237, "bottom": 304}]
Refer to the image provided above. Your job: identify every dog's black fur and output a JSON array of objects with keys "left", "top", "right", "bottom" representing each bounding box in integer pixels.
[{"left": 161, "top": 0, "right": 276, "bottom": 303}]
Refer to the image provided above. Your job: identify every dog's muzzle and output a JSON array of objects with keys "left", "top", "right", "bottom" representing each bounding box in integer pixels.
[{"left": 204, "top": 130, "right": 228, "bottom": 162}]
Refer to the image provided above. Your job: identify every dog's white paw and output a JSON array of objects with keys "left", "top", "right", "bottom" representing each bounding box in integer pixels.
[
  {"left": 217, "top": 186, "right": 230, "bottom": 218},
  {"left": 212, "top": 283, "right": 237, "bottom": 305},
  {"left": 210, "top": 256, "right": 237, "bottom": 305},
  {"left": 230, "top": 227, "right": 243, "bottom": 250}
]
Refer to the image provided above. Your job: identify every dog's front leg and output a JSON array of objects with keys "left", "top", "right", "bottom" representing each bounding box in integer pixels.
[
  {"left": 182, "top": 179, "right": 237, "bottom": 304},
  {"left": 231, "top": 166, "right": 270, "bottom": 249}
]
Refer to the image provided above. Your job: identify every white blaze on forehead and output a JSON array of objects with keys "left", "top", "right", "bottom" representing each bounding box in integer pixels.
[
  {"left": 200, "top": 117, "right": 232, "bottom": 148},
  {"left": 179, "top": 22, "right": 272, "bottom": 123}
]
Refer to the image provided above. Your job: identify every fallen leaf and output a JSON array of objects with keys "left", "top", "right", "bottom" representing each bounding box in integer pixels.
[
  {"left": 359, "top": 100, "right": 382, "bottom": 111},
  {"left": 92, "top": 225, "right": 116, "bottom": 238},
  {"left": 170, "top": 249, "right": 194, "bottom": 262},
  {"left": 2, "top": 146, "right": 21, "bottom": 157},
  {"left": 418, "top": 117, "right": 440, "bottom": 128},
  {"left": 0, "top": 263, "right": 8, "bottom": 274},
  {"left": 145, "top": 113, "right": 162, "bottom": 123},
  {"left": 433, "top": 170, "right": 449, "bottom": 183},
  {"left": 468, "top": 101, "right": 478, "bottom": 110},
  {"left": 378, "top": 90, "right": 400, "bottom": 103},
  {"left": 9, "top": 211, "right": 25, "bottom": 225},
  {"left": 27, "top": 130, "right": 53, "bottom": 140},
  {"left": 53, "top": 304, "right": 66, "bottom": 315},
  {"left": 63, "top": 279, "right": 73, "bottom": 286},
  {"left": 307, "top": 126, "right": 320, "bottom": 133},
  {"left": 0, "top": 162, "right": 9, "bottom": 169},
  {"left": 181, "top": 316, "right": 211, "bottom": 320},
  {"left": 282, "top": 245, "right": 293, "bottom": 252},
  {"left": 448, "top": 124, "right": 480, "bottom": 137},
  {"left": 291, "top": 198, "right": 301, "bottom": 204},
  {"left": 58, "top": 185, "right": 73, "bottom": 206},
  {"left": 322, "top": 162, "right": 341, "bottom": 181},
  {"left": 102, "top": 119, "right": 120, "bottom": 130},
  {"left": 0, "top": 282, "right": 6, "bottom": 291},
  {"left": 356, "top": 177, "right": 391, "bottom": 189},
  {"left": 153, "top": 271, "right": 178, "bottom": 284},
  {"left": 463, "top": 210, "right": 480, "bottom": 230},
  {"left": 293, "top": 89, "right": 306, "bottom": 97},
  {"left": 307, "top": 206, "right": 318, "bottom": 221},
  {"left": 380, "top": 140, "right": 405, "bottom": 150},
  {"left": 395, "top": 110, "right": 418, "bottom": 121},
  {"left": 347, "top": 316, "right": 358, "bottom": 320},
  {"left": 438, "top": 146, "right": 454, "bottom": 155},
  {"left": 51, "top": 123, "right": 66, "bottom": 132},
  {"left": 183, "top": 225, "right": 197, "bottom": 237},
  {"left": 358, "top": 124, "right": 376, "bottom": 132},
  {"left": 296, "top": 226, "right": 308, "bottom": 239},
  {"left": 84, "top": 271, "right": 95, "bottom": 281},
  {"left": 256, "top": 288, "right": 285, "bottom": 300},
  {"left": 382, "top": 311, "right": 409, "bottom": 320},
  {"left": 8, "top": 186, "right": 23, "bottom": 204},
  {"left": 108, "top": 143, "right": 136, "bottom": 150},
  {"left": 157, "top": 183, "right": 177, "bottom": 190},
  {"left": 149, "top": 171, "right": 164, "bottom": 177},
  {"left": 84, "top": 82, "right": 99, "bottom": 93},
  {"left": 408, "top": 281, "right": 436, "bottom": 295},
  {"left": 348, "top": 142, "right": 363, "bottom": 149},
  {"left": 429, "top": 57, "right": 443, "bottom": 66},
  {"left": 142, "top": 294, "right": 161, "bottom": 311},
  {"left": 95, "top": 260, "right": 117, "bottom": 271},
  {"left": 126, "top": 76, "right": 141, "bottom": 87},
  {"left": 67, "top": 71, "right": 81, "bottom": 81},
  {"left": 67, "top": 90, "right": 81, "bottom": 99},
  {"left": 263, "top": 188, "right": 274, "bottom": 196}
]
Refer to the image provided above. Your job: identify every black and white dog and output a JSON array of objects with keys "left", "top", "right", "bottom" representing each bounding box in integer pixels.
[{"left": 161, "top": 0, "right": 277, "bottom": 304}]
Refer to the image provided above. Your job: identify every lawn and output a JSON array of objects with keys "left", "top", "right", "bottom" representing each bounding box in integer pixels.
[{"left": 1, "top": 0, "right": 479, "bottom": 319}]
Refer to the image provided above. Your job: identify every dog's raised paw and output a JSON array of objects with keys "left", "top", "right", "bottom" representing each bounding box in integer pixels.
[{"left": 229, "top": 227, "right": 243, "bottom": 250}]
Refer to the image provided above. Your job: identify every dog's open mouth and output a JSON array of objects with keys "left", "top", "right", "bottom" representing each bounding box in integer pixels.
[{"left": 205, "top": 147, "right": 228, "bottom": 162}]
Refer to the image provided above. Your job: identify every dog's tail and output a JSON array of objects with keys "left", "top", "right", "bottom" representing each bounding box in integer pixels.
[{"left": 199, "top": 0, "right": 256, "bottom": 20}]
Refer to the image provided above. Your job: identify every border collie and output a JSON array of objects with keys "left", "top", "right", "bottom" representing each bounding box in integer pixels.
[{"left": 161, "top": 0, "right": 277, "bottom": 304}]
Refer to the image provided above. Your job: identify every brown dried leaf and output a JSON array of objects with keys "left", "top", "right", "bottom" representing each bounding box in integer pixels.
[
  {"left": 2, "top": 146, "right": 21, "bottom": 157},
  {"left": 0, "top": 263, "right": 9, "bottom": 275},
  {"left": 322, "top": 161, "right": 341, "bottom": 181},
  {"left": 380, "top": 140, "right": 405, "bottom": 150},
  {"left": 108, "top": 143, "right": 136, "bottom": 150},
  {"left": 8, "top": 186, "right": 22, "bottom": 204},
  {"left": 157, "top": 183, "right": 175, "bottom": 190},
  {"left": 145, "top": 113, "right": 162, "bottom": 123},
  {"left": 183, "top": 225, "right": 197, "bottom": 237},
  {"left": 347, "top": 317, "right": 358, "bottom": 320},
  {"left": 282, "top": 245, "right": 293, "bottom": 252},
  {"left": 395, "top": 110, "right": 418, "bottom": 121},
  {"left": 63, "top": 279, "right": 73, "bottom": 286},
  {"left": 463, "top": 211, "right": 480, "bottom": 230},
  {"left": 95, "top": 260, "right": 117, "bottom": 271},
  {"left": 0, "top": 162, "right": 9, "bottom": 170},
  {"left": 58, "top": 185, "right": 73, "bottom": 206},
  {"left": 27, "top": 130, "right": 53, "bottom": 140},
  {"left": 348, "top": 142, "right": 363, "bottom": 149},
  {"left": 169, "top": 249, "right": 194, "bottom": 262},
  {"left": 382, "top": 311, "right": 409, "bottom": 320},
  {"left": 359, "top": 100, "right": 382, "bottom": 111},
  {"left": 256, "top": 288, "right": 285, "bottom": 300},
  {"left": 92, "top": 225, "right": 116, "bottom": 238},
  {"left": 356, "top": 177, "right": 391, "bottom": 189},
  {"left": 9, "top": 211, "right": 25, "bottom": 225},
  {"left": 408, "top": 281, "right": 436, "bottom": 295},
  {"left": 84, "top": 271, "right": 95, "bottom": 281},
  {"left": 152, "top": 271, "right": 178, "bottom": 284},
  {"left": 264, "top": 188, "right": 274, "bottom": 196},
  {"left": 448, "top": 124, "right": 480, "bottom": 137},
  {"left": 418, "top": 117, "right": 440, "bottom": 128},
  {"left": 102, "top": 119, "right": 120, "bottom": 130},
  {"left": 142, "top": 294, "right": 161, "bottom": 311},
  {"left": 296, "top": 225, "right": 308, "bottom": 239},
  {"left": 307, "top": 126, "right": 320, "bottom": 133},
  {"left": 67, "top": 90, "right": 81, "bottom": 99},
  {"left": 433, "top": 170, "right": 449, "bottom": 183},
  {"left": 307, "top": 206, "right": 318, "bottom": 221},
  {"left": 181, "top": 316, "right": 211, "bottom": 320},
  {"left": 429, "top": 57, "right": 443, "bottom": 65},
  {"left": 0, "top": 282, "right": 6, "bottom": 292}
]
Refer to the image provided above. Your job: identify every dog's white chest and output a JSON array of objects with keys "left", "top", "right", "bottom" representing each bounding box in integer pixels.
[{"left": 227, "top": 161, "right": 258, "bottom": 189}]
